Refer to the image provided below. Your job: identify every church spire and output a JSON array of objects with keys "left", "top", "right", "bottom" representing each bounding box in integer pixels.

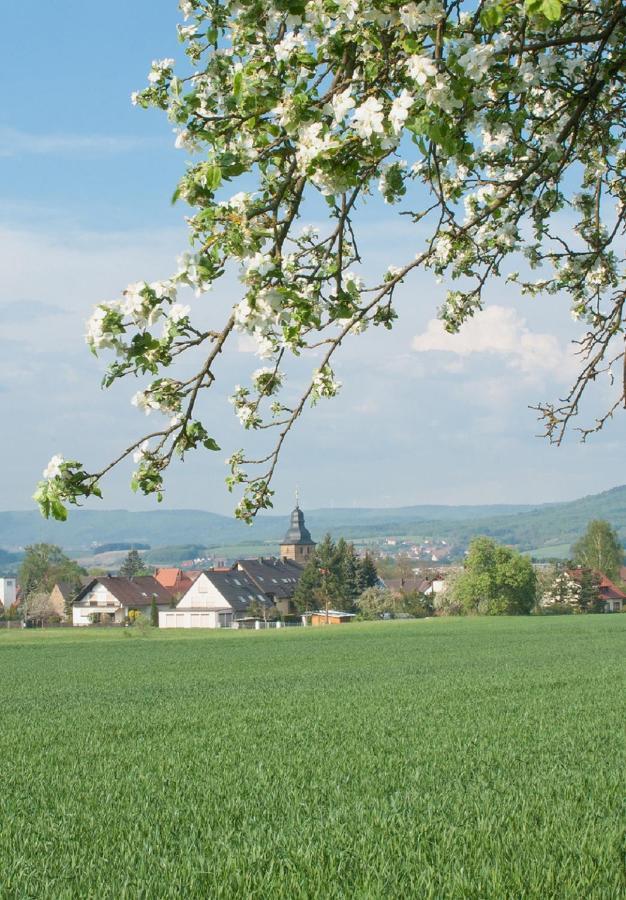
[{"left": 280, "top": 493, "right": 316, "bottom": 563}]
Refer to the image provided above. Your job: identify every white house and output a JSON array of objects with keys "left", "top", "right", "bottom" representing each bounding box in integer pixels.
[
  {"left": 159, "top": 570, "right": 273, "bottom": 629},
  {"left": 73, "top": 576, "right": 174, "bottom": 626},
  {"left": 0, "top": 577, "right": 17, "bottom": 610}
]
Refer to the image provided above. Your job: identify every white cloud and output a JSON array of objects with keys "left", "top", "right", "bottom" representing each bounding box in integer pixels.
[
  {"left": 411, "top": 305, "right": 577, "bottom": 381},
  {"left": 0, "top": 127, "right": 162, "bottom": 157}
]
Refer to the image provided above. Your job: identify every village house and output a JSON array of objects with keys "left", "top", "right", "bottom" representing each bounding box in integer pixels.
[
  {"left": 160, "top": 501, "right": 315, "bottom": 628},
  {"left": 49, "top": 577, "right": 91, "bottom": 620},
  {"left": 234, "top": 557, "right": 303, "bottom": 616},
  {"left": 541, "top": 568, "right": 625, "bottom": 613},
  {"left": 72, "top": 576, "right": 174, "bottom": 626},
  {"left": 0, "top": 576, "right": 17, "bottom": 610},
  {"left": 159, "top": 569, "right": 273, "bottom": 628},
  {"left": 384, "top": 572, "right": 447, "bottom": 597},
  {"left": 593, "top": 572, "right": 625, "bottom": 611}
]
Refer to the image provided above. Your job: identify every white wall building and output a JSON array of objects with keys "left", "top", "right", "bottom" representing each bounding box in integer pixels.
[
  {"left": 73, "top": 576, "right": 174, "bottom": 626},
  {"left": 159, "top": 570, "right": 272, "bottom": 629},
  {"left": 0, "top": 577, "right": 17, "bottom": 610}
]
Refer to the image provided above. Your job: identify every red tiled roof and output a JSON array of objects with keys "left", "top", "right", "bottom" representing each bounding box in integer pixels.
[
  {"left": 597, "top": 574, "right": 626, "bottom": 600},
  {"left": 154, "top": 568, "right": 194, "bottom": 593},
  {"left": 565, "top": 568, "right": 626, "bottom": 601}
]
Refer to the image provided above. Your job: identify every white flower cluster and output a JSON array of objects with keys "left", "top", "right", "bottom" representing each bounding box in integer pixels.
[
  {"left": 147, "top": 58, "right": 175, "bottom": 84},
  {"left": 406, "top": 55, "right": 436, "bottom": 86},
  {"left": 389, "top": 90, "right": 414, "bottom": 134},
  {"left": 131, "top": 391, "right": 163, "bottom": 415},
  {"left": 85, "top": 278, "right": 189, "bottom": 352},
  {"left": 275, "top": 31, "right": 307, "bottom": 62},
  {"left": 311, "top": 365, "right": 342, "bottom": 402},
  {"left": 399, "top": 0, "right": 444, "bottom": 30},
  {"left": 352, "top": 97, "right": 384, "bottom": 139},
  {"left": 43, "top": 454, "right": 64, "bottom": 480}
]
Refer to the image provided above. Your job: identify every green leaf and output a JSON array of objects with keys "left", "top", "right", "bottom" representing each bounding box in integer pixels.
[
  {"left": 203, "top": 438, "right": 221, "bottom": 451},
  {"left": 51, "top": 500, "right": 68, "bottom": 522},
  {"left": 541, "top": 0, "right": 562, "bottom": 20},
  {"left": 206, "top": 164, "right": 222, "bottom": 190},
  {"left": 480, "top": 3, "right": 506, "bottom": 29}
]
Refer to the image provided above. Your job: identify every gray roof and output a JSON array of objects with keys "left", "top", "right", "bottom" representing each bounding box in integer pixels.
[
  {"left": 202, "top": 570, "right": 273, "bottom": 613},
  {"left": 75, "top": 576, "right": 174, "bottom": 608},
  {"left": 235, "top": 557, "right": 303, "bottom": 599},
  {"left": 282, "top": 504, "right": 315, "bottom": 546},
  {"left": 53, "top": 577, "right": 91, "bottom": 602}
]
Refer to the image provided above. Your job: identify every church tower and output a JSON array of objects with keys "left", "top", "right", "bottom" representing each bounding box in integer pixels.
[{"left": 280, "top": 497, "right": 316, "bottom": 564}]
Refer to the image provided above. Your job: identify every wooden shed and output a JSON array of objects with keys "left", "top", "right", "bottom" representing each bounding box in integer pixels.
[{"left": 310, "top": 610, "right": 356, "bottom": 626}]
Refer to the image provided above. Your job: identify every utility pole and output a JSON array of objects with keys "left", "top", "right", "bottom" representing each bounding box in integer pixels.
[{"left": 320, "top": 566, "right": 329, "bottom": 624}]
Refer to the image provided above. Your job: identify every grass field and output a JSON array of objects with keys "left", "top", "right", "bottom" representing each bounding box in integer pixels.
[{"left": 0, "top": 617, "right": 623, "bottom": 898}]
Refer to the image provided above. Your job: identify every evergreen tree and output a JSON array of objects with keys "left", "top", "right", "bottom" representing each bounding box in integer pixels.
[
  {"left": 357, "top": 554, "right": 379, "bottom": 593},
  {"left": 337, "top": 539, "right": 359, "bottom": 608},
  {"left": 577, "top": 568, "right": 603, "bottom": 613},
  {"left": 119, "top": 549, "right": 147, "bottom": 579},
  {"left": 293, "top": 554, "right": 323, "bottom": 612},
  {"left": 293, "top": 534, "right": 361, "bottom": 612},
  {"left": 150, "top": 596, "right": 159, "bottom": 627}
]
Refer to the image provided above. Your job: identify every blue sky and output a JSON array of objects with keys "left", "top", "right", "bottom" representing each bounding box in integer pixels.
[{"left": 1, "top": 1, "right": 625, "bottom": 516}]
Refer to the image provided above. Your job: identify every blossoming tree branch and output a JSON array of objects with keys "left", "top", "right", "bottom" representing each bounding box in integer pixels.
[{"left": 35, "top": 0, "right": 626, "bottom": 521}]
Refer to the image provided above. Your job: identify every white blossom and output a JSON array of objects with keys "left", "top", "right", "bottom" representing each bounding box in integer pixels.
[
  {"left": 133, "top": 441, "right": 150, "bottom": 464},
  {"left": 406, "top": 55, "right": 437, "bottom": 86},
  {"left": 148, "top": 58, "right": 175, "bottom": 83},
  {"left": 457, "top": 44, "right": 495, "bottom": 81},
  {"left": 399, "top": 0, "right": 444, "bottom": 29},
  {"left": 168, "top": 303, "right": 191, "bottom": 323},
  {"left": 43, "top": 454, "right": 64, "bottom": 480},
  {"left": 275, "top": 31, "right": 307, "bottom": 62},
  {"left": 390, "top": 90, "right": 414, "bottom": 133},
  {"left": 295, "top": 122, "right": 336, "bottom": 171},
  {"left": 179, "top": 0, "right": 194, "bottom": 19},
  {"left": 85, "top": 307, "right": 114, "bottom": 350},
  {"left": 221, "top": 191, "right": 250, "bottom": 211},
  {"left": 352, "top": 97, "right": 385, "bottom": 139},
  {"left": 433, "top": 234, "right": 453, "bottom": 264},
  {"left": 242, "top": 252, "right": 274, "bottom": 281},
  {"left": 330, "top": 89, "right": 355, "bottom": 123},
  {"left": 131, "top": 391, "right": 160, "bottom": 415},
  {"left": 482, "top": 126, "right": 513, "bottom": 152}
]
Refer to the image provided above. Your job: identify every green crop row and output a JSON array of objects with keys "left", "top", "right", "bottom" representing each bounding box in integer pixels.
[{"left": 0, "top": 616, "right": 623, "bottom": 898}]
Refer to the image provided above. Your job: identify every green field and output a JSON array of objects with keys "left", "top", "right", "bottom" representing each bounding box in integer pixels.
[{"left": 0, "top": 617, "right": 623, "bottom": 898}]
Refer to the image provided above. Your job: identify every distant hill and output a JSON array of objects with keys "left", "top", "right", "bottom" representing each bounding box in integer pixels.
[{"left": 1, "top": 485, "right": 625, "bottom": 558}]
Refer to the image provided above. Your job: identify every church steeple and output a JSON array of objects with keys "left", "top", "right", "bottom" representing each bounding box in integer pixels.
[{"left": 280, "top": 496, "right": 316, "bottom": 563}]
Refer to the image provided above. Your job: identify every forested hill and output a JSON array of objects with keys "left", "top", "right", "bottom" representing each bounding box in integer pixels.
[{"left": 1, "top": 484, "right": 625, "bottom": 554}]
